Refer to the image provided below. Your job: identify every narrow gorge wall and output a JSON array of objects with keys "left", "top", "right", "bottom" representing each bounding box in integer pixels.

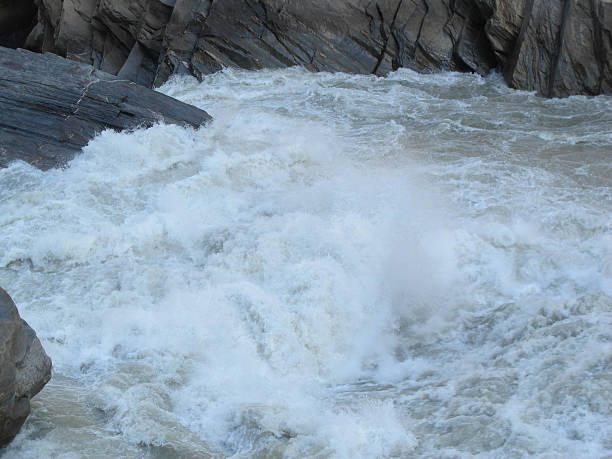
[{"left": 4, "top": 0, "right": 612, "bottom": 97}]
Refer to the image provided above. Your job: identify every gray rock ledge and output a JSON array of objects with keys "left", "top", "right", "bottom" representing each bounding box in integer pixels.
[
  {"left": 0, "top": 46, "right": 211, "bottom": 170},
  {"left": 0, "top": 287, "right": 52, "bottom": 448}
]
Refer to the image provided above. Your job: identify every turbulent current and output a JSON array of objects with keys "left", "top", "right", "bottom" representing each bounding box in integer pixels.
[{"left": 1, "top": 69, "right": 611, "bottom": 458}]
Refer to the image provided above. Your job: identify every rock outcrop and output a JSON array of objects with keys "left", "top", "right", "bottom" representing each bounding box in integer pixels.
[
  {"left": 0, "top": 287, "right": 52, "bottom": 448},
  {"left": 11, "top": 0, "right": 611, "bottom": 97},
  {"left": 28, "top": 0, "right": 176, "bottom": 87},
  {"left": 153, "top": 0, "right": 497, "bottom": 84},
  {"left": 0, "top": 46, "right": 211, "bottom": 170},
  {"left": 475, "top": 0, "right": 612, "bottom": 97}
]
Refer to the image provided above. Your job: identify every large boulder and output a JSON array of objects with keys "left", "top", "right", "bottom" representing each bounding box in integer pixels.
[
  {"left": 0, "top": 287, "right": 52, "bottom": 448},
  {"left": 0, "top": 46, "right": 211, "bottom": 170}
]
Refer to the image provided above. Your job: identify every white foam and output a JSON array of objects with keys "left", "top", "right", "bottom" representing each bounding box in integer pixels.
[{"left": 2, "top": 67, "right": 611, "bottom": 458}]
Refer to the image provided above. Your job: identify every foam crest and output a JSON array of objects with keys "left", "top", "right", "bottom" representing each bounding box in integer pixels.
[{"left": 2, "top": 67, "right": 611, "bottom": 457}]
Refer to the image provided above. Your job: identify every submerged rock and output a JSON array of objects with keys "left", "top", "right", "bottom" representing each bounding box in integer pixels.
[
  {"left": 0, "top": 287, "right": 52, "bottom": 448},
  {"left": 16, "top": 0, "right": 612, "bottom": 97},
  {"left": 0, "top": 46, "right": 211, "bottom": 170}
]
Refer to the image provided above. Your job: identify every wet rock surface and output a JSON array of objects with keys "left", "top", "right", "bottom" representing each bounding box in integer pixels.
[
  {"left": 154, "top": 0, "right": 497, "bottom": 84},
  {"left": 476, "top": 0, "right": 612, "bottom": 97},
  {"left": 0, "top": 46, "right": 211, "bottom": 170},
  {"left": 0, "top": 287, "right": 52, "bottom": 448},
  {"left": 13, "top": 0, "right": 612, "bottom": 97}
]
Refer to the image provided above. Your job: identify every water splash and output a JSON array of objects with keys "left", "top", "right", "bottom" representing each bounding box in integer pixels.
[{"left": 1, "top": 67, "right": 611, "bottom": 458}]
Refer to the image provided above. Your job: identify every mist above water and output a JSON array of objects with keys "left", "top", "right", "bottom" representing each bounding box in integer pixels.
[{"left": 1, "top": 68, "right": 611, "bottom": 458}]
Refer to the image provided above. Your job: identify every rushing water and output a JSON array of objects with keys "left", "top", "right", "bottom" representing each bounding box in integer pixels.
[{"left": 1, "top": 68, "right": 611, "bottom": 458}]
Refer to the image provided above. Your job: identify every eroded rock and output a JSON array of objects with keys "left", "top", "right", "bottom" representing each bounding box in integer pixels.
[
  {"left": 5, "top": 0, "right": 612, "bottom": 96},
  {"left": 0, "top": 46, "right": 211, "bottom": 170},
  {"left": 0, "top": 287, "right": 52, "bottom": 448},
  {"left": 476, "top": 0, "right": 612, "bottom": 97}
]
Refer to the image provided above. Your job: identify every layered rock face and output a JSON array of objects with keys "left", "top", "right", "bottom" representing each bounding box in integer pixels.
[
  {"left": 0, "top": 287, "right": 52, "bottom": 447},
  {"left": 475, "top": 0, "right": 612, "bottom": 96},
  {"left": 0, "top": 46, "right": 211, "bottom": 170},
  {"left": 28, "top": 0, "right": 176, "bottom": 87},
  {"left": 23, "top": 0, "right": 498, "bottom": 87},
  {"left": 15, "top": 0, "right": 612, "bottom": 97},
  {"left": 152, "top": 0, "right": 498, "bottom": 84}
]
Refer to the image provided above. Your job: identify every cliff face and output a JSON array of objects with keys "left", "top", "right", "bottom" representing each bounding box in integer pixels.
[
  {"left": 152, "top": 0, "right": 498, "bottom": 83},
  {"left": 475, "top": 0, "right": 612, "bottom": 96},
  {"left": 3, "top": 1, "right": 612, "bottom": 96}
]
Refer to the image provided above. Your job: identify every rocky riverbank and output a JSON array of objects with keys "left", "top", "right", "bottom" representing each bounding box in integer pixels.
[
  {"left": 0, "top": 44, "right": 210, "bottom": 444},
  {"left": 0, "top": 0, "right": 610, "bottom": 449},
  {"left": 0, "top": 46, "right": 211, "bottom": 169},
  {"left": 2, "top": 0, "right": 611, "bottom": 97}
]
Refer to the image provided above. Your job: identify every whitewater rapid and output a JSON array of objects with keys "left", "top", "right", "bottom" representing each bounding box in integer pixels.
[{"left": 1, "top": 68, "right": 611, "bottom": 458}]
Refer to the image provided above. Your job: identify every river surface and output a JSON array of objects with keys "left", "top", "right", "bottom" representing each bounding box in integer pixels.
[{"left": 1, "top": 68, "right": 611, "bottom": 458}]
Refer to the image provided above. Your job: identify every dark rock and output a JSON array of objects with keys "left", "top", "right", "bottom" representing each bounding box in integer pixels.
[
  {"left": 476, "top": 0, "right": 612, "bottom": 97},
  {"left": 0, "top": 0, "right": 38, "bottom": 49},
  {"left": 13, "top": 0, "right": 612, "bottom": 96},
  {"left": 0, "top": 287, "right": 52, "bottom": 448},
  {"left": 26, "top": 0, "right": 498, "bottom": 87},
  {"left": 28, "top": 0, "right": 175, "bottom": 87},
  {"left": 154, "top": 0, "right": 497, "bottom": 83},
  {"left": 0, "top": 46, "right": 211, "bottom": 170}
]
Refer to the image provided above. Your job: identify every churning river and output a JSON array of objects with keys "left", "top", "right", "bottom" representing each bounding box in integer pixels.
[{"left": 1, "top": 68, "right": 611, "bottom": 458}]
